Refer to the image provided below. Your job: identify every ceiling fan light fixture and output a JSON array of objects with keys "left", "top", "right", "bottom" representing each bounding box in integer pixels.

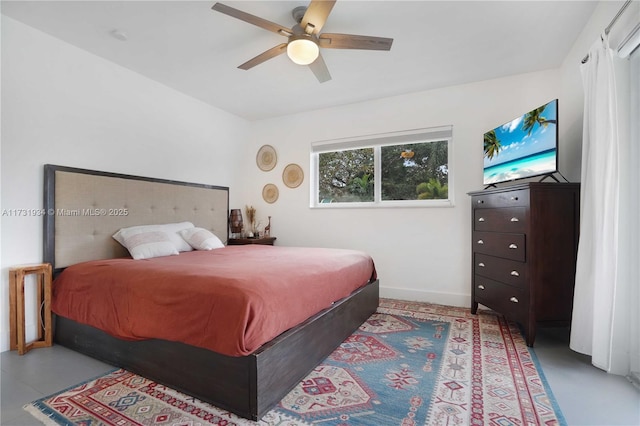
[{"left": 287, "top": 36, "right": 319, "bottom": 65}]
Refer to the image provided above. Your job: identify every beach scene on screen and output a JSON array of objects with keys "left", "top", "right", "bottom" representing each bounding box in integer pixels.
[{"left": 483, "top": 100, "right": 557, "bottom": 185}]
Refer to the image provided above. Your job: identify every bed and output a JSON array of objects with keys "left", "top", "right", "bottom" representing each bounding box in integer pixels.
[{"left": 43, "top": 164, "right": 379, "bottom": 421}]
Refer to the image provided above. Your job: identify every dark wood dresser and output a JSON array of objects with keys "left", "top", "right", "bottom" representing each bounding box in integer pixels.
[{"left": 468, "top": 182, "right": 580, "bottom": 346}]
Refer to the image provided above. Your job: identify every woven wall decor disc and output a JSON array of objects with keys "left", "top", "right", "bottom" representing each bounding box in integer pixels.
[
  {"left": 256, "top": 145, "right": 277, "bottom": 171},
  {"left": 262, "top": 183, "right": 279, "bottom": 204},
  {"left": 283, "top": 164, "right": 304, "bottom": 188}
]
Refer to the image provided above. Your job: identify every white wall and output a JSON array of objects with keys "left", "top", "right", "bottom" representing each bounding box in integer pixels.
[
  {"left": 246, "top": 69, "right": 567, "bottom": 306},
  {"left": 0, "top": 17, "right": 250, "bottom": 352}
]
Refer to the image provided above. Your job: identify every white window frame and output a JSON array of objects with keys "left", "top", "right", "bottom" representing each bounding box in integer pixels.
[{"left": 310, "top": 126, "right": 454, "bottom": 208}]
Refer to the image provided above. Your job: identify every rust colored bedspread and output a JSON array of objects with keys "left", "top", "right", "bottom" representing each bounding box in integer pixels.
[{"left": 52, "top": 245, "right": 376, "bottom": 356}]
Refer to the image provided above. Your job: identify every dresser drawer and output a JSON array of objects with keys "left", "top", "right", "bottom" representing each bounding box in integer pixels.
[
  {"left": 473, "top": 231, "right": 526, "bottom": 261},
  {"left": 474, "top": 207, "right": 526, "bottom": 232},
  {"left": 471, "top": 189, "right": 529, "bottom": 209},
  {"left": 474, "top": 253, "right": 526, "bottom": 287},
  {"left": 474, "top": 276, "right": 528, "bottom": 322}
]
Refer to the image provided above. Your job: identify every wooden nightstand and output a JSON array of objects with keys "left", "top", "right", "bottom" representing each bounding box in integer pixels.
[
  {"left": 9, "top": 263, "right": 53, "bottom": 355},
  {"left": 228, "top": 237, "right": 276, "bottom": 246}
]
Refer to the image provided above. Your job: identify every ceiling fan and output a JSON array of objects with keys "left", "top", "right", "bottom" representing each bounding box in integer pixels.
[{"left": 211, "top": 0, "right": 393, "bottom": 83}]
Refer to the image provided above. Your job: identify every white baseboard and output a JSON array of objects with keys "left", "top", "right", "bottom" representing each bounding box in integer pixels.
[{"left": 379, "top": 286, "right": 471, "bottom": 308}]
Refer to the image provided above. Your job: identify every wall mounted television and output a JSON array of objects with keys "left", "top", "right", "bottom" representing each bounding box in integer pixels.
[{"left": 483, "top": 99, "right": 558, "bottom": 186}]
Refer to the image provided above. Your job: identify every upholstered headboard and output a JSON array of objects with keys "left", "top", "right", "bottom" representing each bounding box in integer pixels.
[{"left": 43, "top": 164, "right": 229, "bottom": 273}]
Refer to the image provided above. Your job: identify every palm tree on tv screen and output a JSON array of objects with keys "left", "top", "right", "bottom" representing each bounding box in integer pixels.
[
  {"left": 522, "top": 105, "right": 557, "bottom": 136},
  {"left": 484, "top": 130, "right": 501, "bottom": 160}
]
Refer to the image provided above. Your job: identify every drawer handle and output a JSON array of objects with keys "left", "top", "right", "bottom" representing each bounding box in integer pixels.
[
  {"left": 477, "top": 200, "right": 484, "bottom": 204},
  {"left": 478, "top": 262, "right": 485, "bottom": 267},
  {"left": 477, "top": 240, "right": 484, "bottom": 245},
  {"left": 510, "top": 270, "right": 520, "bottom": 277},
  {"left": 508, "top": 243, "right": 518, "bottom": 249},
  {"left": 510, "top": 217, "right": 519, "bottom": 222},
  {"left": 510, "top": 297, "right": 519, "bottom": 303},
  {"left": 478, "top": 217, "right": 485, "bottom": 222},
  {"left": 511, "top": 196, "right": 519, "bottom": 201},
  {"left": 478, "top": 285, "right": 485, "bottom": 290}
]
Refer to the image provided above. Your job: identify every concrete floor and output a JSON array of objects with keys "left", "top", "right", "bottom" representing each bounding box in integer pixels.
[{"left": 1, "top": 327, "right": 639, "bottom": 425}]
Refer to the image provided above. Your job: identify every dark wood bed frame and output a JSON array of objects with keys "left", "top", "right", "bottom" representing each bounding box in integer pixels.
[{"left": 43, "top": 164, "right": 379, "bottom": 420}]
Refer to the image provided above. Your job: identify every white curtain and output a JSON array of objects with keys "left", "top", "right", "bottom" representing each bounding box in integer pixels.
[
  {"left": 571, "top": 22, "right": 640, "bottom": 378},
  {"left": 570, "top": 34, "right": 620, "bottom": 372},
  {"left": 625, "top": 43, "right": 639, "bottom": 384}
]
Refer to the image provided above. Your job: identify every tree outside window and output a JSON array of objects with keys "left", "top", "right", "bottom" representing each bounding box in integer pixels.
[
  {"left": 318, "top": 148, "right": 374, "bottom": 203},
  {"left": 312, "top": 126, "right": 452, "bottom": 207},
  {"left": 381, "top": 141, "right": 448, "bottom": 201}
]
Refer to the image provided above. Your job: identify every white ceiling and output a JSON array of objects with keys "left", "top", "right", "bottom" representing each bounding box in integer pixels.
[{"left": 2, "top": 1, "right": 598, "bottom": 121}]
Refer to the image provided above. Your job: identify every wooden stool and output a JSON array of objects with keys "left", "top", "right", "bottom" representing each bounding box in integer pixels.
[{"left": 9, "top": 263, "right": 53, "bottom": 355}]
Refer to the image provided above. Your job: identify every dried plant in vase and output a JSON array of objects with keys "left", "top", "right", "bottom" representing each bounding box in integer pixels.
[{"left": 245, "top": 205, "right": 257, "bottom": 236}]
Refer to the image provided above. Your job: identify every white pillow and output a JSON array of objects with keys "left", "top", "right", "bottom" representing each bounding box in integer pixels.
[
  {"left": 179, "top": 227, "right": 225, "bottom": 250},
  {"left": 113, "top": 222, "right": 194, "bottom": 252},
  {"left": 121, "top": 230, "right": 179, "bottom": 260}
]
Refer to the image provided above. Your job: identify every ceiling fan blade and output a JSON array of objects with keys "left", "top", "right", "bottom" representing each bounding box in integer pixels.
[
  {"left": 238, "top": 43, "right": 288, "bottom": 70},
  {"left": 319, "top": 33, "right": 393, "bottom": 50},
  {"left": 301, "top": 0, "right": 336, "bottom": 34},
  {"left": 212, "top": 3, "right": 292, "bottom": 37},
  {"left": 309, "top": 53, "right": 332, "bottom": 83}
]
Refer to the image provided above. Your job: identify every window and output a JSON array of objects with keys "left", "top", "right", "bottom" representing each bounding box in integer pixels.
[
  {"left": 318, "top": 148, "right": 374, "bottom": 203},
  {"left": 311, "top": 126, "right": 453, "bottom": 207}
]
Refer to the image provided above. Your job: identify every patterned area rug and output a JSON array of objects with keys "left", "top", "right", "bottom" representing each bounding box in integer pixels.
[{"left": 25, "top": 299, "right": 566, "bottom": 425}]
